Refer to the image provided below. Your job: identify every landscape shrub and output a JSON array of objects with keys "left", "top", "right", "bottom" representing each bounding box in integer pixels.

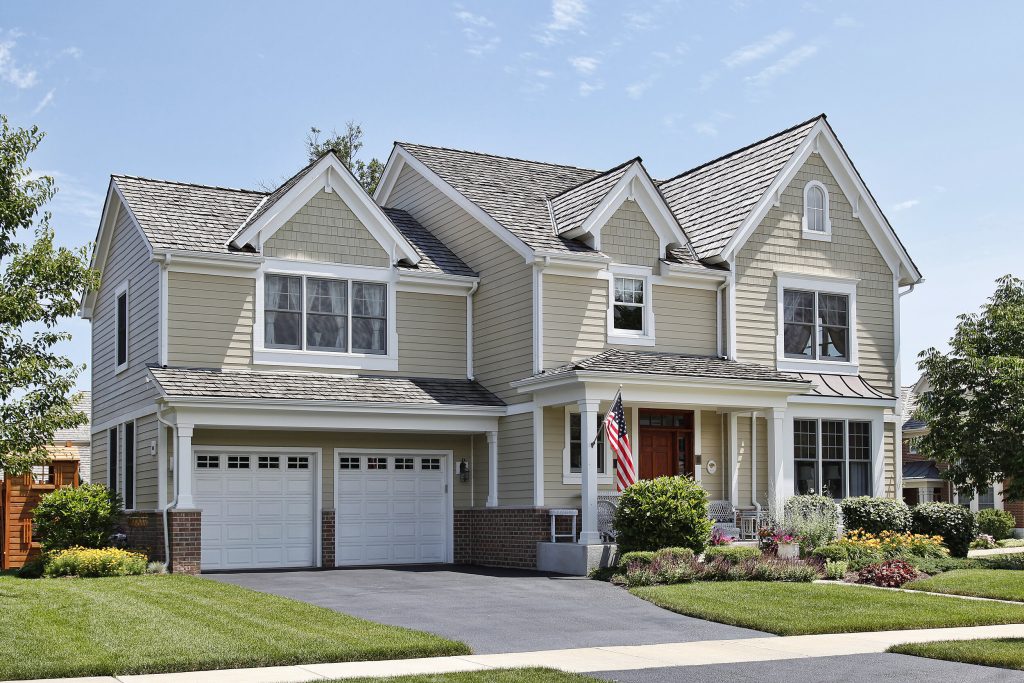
[
  {"left": 812, "top": 544, "right": 848, "bottom": 563},
  {"left": 15, "top": 557, "right": 45, "bottom": 579},
  {"left": 652, "top": 547, "right": 695, "bottom": 564},
  {"left": 783, "top": 495, "right": 839, "bottom": 550},
  {"left": 976, "top": 509, "right": 1017, "bottom": 541},
  {"left": 856, "top": 559, "right": 919, "bottom": 588},
  {"left": 650, "top": 557, "right": 698, "bottom": 585},
  {"left": 44, "top": 547, "right": 148, "bottom": 578},
  {"left": 837, "top": 529, "right": 948, "bottom": 560},
  {"left": 618, "top": 551, "right": 656, "bottom": 570},
  {"left": 745, "top": 558, "right": 821, "bottom": 582},
  {"left": 613, "top": 476, "right": 712, "bottom": 554},
  {"left": 980, "top": 553, "right": 1024, "bottom": 570},
  {"left": 621, "top": 553, "right": 820, "bottom": 586},
  {"left": 839, "top": 497, "right": 912, "bottom": 534},
  {"left": 970, "top": 534, "right": 998, "bottom": 550},
  {"left": 999, "top": 539, "right": 1024, "bottom": 548},
  {"left": 703, "top": 546, "right": 761, "bottom": 564},
  {"left": 912, "top": 502, "right": 977, "bottom": 558},
  {"left": 32, "top": 484, "right": 123, "bottom": 552},
  {"left": 909, "top": 556, "right": 980, "bottom": 575},
  {"left": 824, "top": 560, "right": 849, "bottom": 580}
]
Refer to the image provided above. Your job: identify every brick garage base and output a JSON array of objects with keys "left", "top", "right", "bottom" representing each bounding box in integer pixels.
[
  {"left": 322, "top": 510, "right": 335, "bottom": 568},
  {"left": 1005, "top": 500, "right": 1024, "bottom": 537},
  {"left": 122, "top": 512, "right": 165, "bottom": 562},
  {"left": 454, "top": 507, "right": 578, "bottom": 570},
  {"left": 168, "top": 509, "right": 201, "bottom": 574}
]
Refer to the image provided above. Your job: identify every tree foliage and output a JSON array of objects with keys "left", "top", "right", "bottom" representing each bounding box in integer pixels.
[
  {"left": 916, "top": 275, "right": 1024, "bottom": 501},
  {"left": 0, "top": 115, "right": 98, "bottom": 474},
  {"left": 306, "top": 122, "right": 384, "bottom": 195}
]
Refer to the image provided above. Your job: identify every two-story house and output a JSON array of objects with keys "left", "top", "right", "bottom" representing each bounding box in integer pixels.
[{"left": 82, "top": 114, "right": 922, "bottom": 574}]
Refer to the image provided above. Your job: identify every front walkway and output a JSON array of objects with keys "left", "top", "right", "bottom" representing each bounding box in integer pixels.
[{"left": 12, "top": 623, "right": 1024, "bottom": 683}]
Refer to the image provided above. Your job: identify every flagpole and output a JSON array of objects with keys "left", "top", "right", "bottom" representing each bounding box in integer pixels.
[{"left": 590, "top": 386, "right": 623, "bottom": 448}]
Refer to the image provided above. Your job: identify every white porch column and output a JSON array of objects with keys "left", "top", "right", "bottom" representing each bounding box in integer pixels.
[
  {"left": 767, "top": 408, "right": 788, "bottom": 513},
  {"left": 486, "top": 431, "right": 498, "bottom": 507},
  {"left": 532, "top": 407, "right": 544, "bottom": 506},
  {"left": 176, "top": 423, "right": 195, "bottom": 509},
  {"left": 578, "top": 399, "right": 601, "bottom": 544},
  {"left": 729, "top": 412, "right": 740, "bottom": 506}
]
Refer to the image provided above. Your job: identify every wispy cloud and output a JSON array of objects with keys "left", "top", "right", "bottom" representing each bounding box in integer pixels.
[
  {"left": 578, "top": 80, "right": 603, "bottom": 96},
  {"left": 454, "top": 8, "right": 500, "bottom": 56},
  {"left": 536, "top": 0, "right": 588, "bottom": 45},
  {"left": 892, "top": 199, "right": 920, "bottom": 212},
  {"left": 624, "top": 11, "right": 654, "bottom": 32},
  {"left": 60, "top": 46, "right": 82, "bottom": 59},
  {"left": 745, "top": 44, "right": 818, "bottom": 86},
  {"left": 35, "top": 170, "right": 104, "bottom": 224},
  {"left": 0, "top": 39, "right": 38, "bottom": 89},
  {"left": 32, "top": 88, "right": 55, "bottom": 114},
  {"left": 834, "top": 14, "right": 861, "bottom": 28},
  {"left": 654, "top": 43, "right": 690, "bottom": 66},
  {"left": 569, "top": 55, "right": 599, "bottom": 75},
  {"left": 625, "top": 75, "right": 657, "bottom": 100},
  {"left": 724, "top": 30, "right": 793, "bottom": 68}
]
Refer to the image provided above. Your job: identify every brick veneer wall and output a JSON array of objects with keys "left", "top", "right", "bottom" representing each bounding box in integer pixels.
[
  {"left": 1005, "top": 499, "right": 1024, "bottom": 532},
  {"left": 169, "top": 510, "right": 201, "bottom": 574},
  {"left": 122, "top": 512, "right": 165, "bottom": 562},
  {"left": 454, "top": 507, "right": 578, "bottom": 570},
  {"left": 322, "top": 510, "right": 335, "bottom": 568}
]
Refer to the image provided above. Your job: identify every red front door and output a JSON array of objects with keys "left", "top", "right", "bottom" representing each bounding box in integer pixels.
[{"left": 639, "top": 430, "right": 676, "bottom": 479}]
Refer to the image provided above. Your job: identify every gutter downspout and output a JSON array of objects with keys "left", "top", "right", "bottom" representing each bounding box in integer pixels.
[
  {"left": 156, "top": 408, "right": 177, "bottom": 568},
  {"left": 751, "top": 414, "right": 762, "bottom": 522},
  {"left": 466, "top": 281, "right": 478, "bottom": 380}
]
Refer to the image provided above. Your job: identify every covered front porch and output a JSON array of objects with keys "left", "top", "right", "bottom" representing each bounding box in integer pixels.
[{"left": 513, "top": 350, "right": 814, "bottom": 550}]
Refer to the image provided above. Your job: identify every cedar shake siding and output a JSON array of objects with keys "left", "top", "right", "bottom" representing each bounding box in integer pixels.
[{"left": 600, "top": 200, "right": 660, "bottom": 268}]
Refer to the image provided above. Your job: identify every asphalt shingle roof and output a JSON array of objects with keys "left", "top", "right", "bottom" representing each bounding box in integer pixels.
[
  {"left": 149, "top": 366, "right": 504, "bottom": 407},
  {"left": 531, "top": 348, "right": 809, "bottom": 385},
  {"left": 549, "top": 159, "right": 636, "bottom": 236},
  {"left": 798, "top": 373, "right": 895, "bottom": 400},
  {"left": 658, "top": 116, "right": 821, "bottom": 260},
  {"left": 113, "top": 176, "right": 475, "bottom": 276},
  {"left": 901, "top": 384, "right": 926, "bottom": 430}
]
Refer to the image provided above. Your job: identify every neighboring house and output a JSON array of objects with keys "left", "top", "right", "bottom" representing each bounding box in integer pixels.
[
  {"left": 82, "top": 114, "right": 924, "bottom": 574},
  {"left": 47, "top": 390, "right": 92, "bottom": 483},
  {"left": 899, "top": 376, "right": 1023, "bottom": 535}
]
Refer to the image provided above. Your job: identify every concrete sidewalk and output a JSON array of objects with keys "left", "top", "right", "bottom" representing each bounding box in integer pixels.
[{"left": 11, "top": 623, "right": 1024, "bottom": 683}]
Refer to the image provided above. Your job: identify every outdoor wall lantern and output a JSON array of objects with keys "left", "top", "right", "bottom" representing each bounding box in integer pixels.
[{"left": 458, "top": 458, "right": 470, "bottom": 482}]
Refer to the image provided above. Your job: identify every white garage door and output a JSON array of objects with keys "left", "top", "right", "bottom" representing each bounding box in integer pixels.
[
  {"left": 194, "top": 449, "right": 317, "bottom": 571},
  {"left": 335, "top": 452, "right": 450, "bottom": 566}
]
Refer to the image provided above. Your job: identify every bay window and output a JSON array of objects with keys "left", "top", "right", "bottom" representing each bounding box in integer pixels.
[
  {"left": 264, "top": 274, "right": 387, "bottom": 355},
  {"left": 793, "top": 418, "right": 872, "bottom": 499}
]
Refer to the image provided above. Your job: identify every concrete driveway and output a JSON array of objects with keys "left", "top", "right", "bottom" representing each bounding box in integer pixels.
[{"left": 209, "top": 565, "right": 767, "bottom": 654}]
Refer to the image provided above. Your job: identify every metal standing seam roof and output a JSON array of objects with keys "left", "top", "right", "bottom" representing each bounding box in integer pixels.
[
  {"left": 530, "top": 348, "right": 809, "bottom": 385},
  {"left": 148, "top": 366, "right": 505, "bottom": 407},
  {"left": 903, "top": 460, "right": 943, "bottom": 480},
  {"left": 112, "top": 176, "right": 475, "bottom": 277},
  {"left": 797, "top": 372, "right": 896, "bottom": 400}
]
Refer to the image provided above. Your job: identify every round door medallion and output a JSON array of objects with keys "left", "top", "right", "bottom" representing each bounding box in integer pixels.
[{"left": 706, "top": 460, "right": 718, "bottom": 475}]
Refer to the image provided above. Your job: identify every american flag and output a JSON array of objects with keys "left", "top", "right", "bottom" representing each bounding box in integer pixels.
[{"left": 603, "top": 390, "right": 635, "bottom": 492}]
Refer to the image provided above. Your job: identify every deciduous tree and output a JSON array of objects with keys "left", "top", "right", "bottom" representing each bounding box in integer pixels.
[{"left": 306, "top": 121, "right": 384, "bottom": 195}]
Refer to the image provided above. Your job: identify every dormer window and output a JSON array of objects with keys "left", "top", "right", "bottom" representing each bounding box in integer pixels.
[{"left": 802, "top": 181, "right": 831, "bottom": 240}]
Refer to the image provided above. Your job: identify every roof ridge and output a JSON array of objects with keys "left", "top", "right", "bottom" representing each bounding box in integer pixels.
[
  {"left": 113, "top": 174, "right": 267, "bottom": 195},
  {"left": 396, "top": 141, "right": 599, "bottom": 174},
  {"left": 658, "top": 114, "right": 825, "bottom": 186},
  {"left": 547, "top": 156, "right": 642, "bottom": 202}
]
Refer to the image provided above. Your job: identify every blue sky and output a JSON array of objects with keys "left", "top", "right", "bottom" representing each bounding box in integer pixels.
[{"left": 3, "top": 1, "right": 1023, "bottom": 390}]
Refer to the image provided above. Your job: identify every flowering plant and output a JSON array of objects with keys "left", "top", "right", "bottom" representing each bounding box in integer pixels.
[
  {"left": 773, "top": 532, "right": 803, "bottom": 545},
  {"left": 970, "top": 534, "right": 997, "bottom": 550},
  {"left": 856, "top": 558, "right": 919, "bottom": 588},
  {"left": 710, "top": 527, "right": 734, "bottom": 546},
  {"left": 838, "top": 529, "right": 947, "bottom": 559}
]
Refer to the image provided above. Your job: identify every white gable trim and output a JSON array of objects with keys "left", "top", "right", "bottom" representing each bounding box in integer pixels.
[
  {"left": 376, "top": 145, "right": 535, "bottom": 263},
  {"left": 562, "top": 162, "right": 694, "bottom": 260},
  {"left": 719, "top": 120, "right": 922, "bottom": 286},
  {"left": 230, "top": 154, "right": 420, "bottom": 266},
  {"left": 81, "top": 179, "right": 154, "bottom": 319}
]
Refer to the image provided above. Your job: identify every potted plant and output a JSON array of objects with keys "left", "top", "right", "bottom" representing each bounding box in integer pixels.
[{"left": 774, "top": 531, "right": 802, "bottom": 559}]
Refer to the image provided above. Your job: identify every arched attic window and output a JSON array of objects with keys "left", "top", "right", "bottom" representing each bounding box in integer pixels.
[{"left": 802, "top": 181, "right": 831, "bottom": 239}]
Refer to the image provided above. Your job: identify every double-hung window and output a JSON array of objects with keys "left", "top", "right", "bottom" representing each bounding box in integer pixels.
[
  {"left": 568, "top": 412, "right": 606, "bottom": 475},
  {"left": 264, "top": 274, "right": 387, "bottom": 355},
  {"left": 793, "top": 418, "right": 872, "bottom": 499},
  {"left": 783, "top": 290, "right": 850, "bottom": 362},
  {"left": 612, "top": 277, "right": 645, "bottom": 333}
]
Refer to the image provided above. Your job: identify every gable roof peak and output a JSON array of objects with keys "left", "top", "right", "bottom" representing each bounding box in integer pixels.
[{"left": 112, "top": 173, "right": 264, "bottom": 196}]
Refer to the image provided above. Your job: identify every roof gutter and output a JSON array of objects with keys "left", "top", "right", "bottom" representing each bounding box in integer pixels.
[{"left": 512, "top": 369, "right": 811, "bottom": 394}]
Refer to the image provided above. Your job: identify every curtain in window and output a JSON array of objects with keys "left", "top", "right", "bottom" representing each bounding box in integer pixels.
[
  {"left": 352, "top": 282, "right": 387, "bottom": 354},
  {"left": 783, "top": 291, "right": 815, "bottom": 357},
  {"left": 849, "top": 462, "right": 871, "bottom": 497},
  {"left": 818, "top": 294, "right": 848, "bottom": 359},
  {"left": 265, "top": 275, "right": 302, "bottom": 349},
  {"left": 306, "top": 278, "right": 346, "bottom": 351}
]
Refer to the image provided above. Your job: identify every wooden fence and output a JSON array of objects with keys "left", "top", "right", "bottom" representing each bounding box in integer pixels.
[{"left": 0, "top": 460, "right": 80, "bottom": 570}]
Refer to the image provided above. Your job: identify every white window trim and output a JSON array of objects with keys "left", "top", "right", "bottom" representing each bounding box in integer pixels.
[
  {"left": 254, "top": 260, "right": 399, "bottom": 371},
  {"left": 606, "top": 265, "right": 656, "bottom": 346},
  {"left": 802, "top": 180, "right": 832, "bottom": 241},
  {"left": 792, "top": 416, "right": 874, "bottom": 499},
  {"left": 562, "top": 406, "right": 613, "bottom": 485},
  {"left": 776, "top": 273, "right": 858, "bottom": 375},
  {"left": 114, "top": 280, "right": 129, "bottom": 375}
]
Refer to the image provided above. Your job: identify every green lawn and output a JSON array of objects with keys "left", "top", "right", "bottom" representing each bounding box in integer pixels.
[
  {"left": 631, "top": 582, "right": 1024, "bottom": 636},
  {"left": 889, "top": 639, "right": 1024, "bottom": 671},
  {"left": 325, "top": 670, "right": 601, "bottom": 683},
  {"left": 0, "top": 575, "right": 468, "bottom": 680},
  {"left": 906, "top": 570, "right": 1024, "bottom": 602}
]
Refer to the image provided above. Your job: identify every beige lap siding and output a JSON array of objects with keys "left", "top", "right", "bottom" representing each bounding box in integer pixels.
[
  {"left": 191, "top": 430, "right": 477, "bottom": 509},
  {"left": 733, "top": 153, "right": 896, "bottom": 395},
  {"left": 497, "top": 413, "right": 535, "bottom": 506},
  {"left": 733, "top": 415, "right": 769, "bottom": 508},
  {"left": 700, "top": 411, "right": 726, "bottom": 500},
  {"left": 386, "top": 164, "right": 533, "bottom": 403},
  {"left": 542, "top": 405, "right": 619, "bottom": 509},
  {"left": 263, "top": 189, "right": 390, "bottom": 266},
  {"left": 600, "top": 200, "right": 661, "bottom": 269},
  {"left": 166, "top": 272, "right": 466, "bottom": 378}
]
